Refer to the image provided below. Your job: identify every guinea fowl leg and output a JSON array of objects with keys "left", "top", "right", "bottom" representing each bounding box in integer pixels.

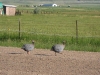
[
  {"left": 27, "top": 51, "right": 30, "bottom": 54},
  {"left": 60, "top": 52, "right": 63, "bottom": 54},
  {"left": 55, "top": 52, "right": 57, "bottom": 56}
]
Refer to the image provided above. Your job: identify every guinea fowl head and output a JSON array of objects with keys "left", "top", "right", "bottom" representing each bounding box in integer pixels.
[
  {"left": 32, "top": 40, "right": 35, "bottom": 44},
  {"left": 62, "top": 41, "right": 66, "bottom": 45}
]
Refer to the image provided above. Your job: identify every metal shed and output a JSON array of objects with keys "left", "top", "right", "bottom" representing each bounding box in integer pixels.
[
  {"left": 0, "top": 2, "right": 3, "bottom": 8},
  {"left": 3, "top": 5, "right": 17, "bottom": 16},
  {"left": 0, "top": 2, "right": 3, "bottom": 15},
  {"left": 41, "top": 4, "right": 58, "bottom": 7}
]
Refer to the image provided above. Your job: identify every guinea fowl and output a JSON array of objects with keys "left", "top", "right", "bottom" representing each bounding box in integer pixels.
[
  {"left": 22, "top": 41, "right": 35, "bottom": 54},
  {"left": 51, "top": 41, "right": 65, "bottom": 56}
]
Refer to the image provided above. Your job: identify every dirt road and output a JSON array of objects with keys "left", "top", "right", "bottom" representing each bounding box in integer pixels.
[{"left": 0, "top": 46, "right": 100, "bottom": 75}]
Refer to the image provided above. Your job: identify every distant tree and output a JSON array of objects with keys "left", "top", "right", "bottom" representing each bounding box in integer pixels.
[{"left": 34, "top": 8, "right": 40, "bottom": 14}]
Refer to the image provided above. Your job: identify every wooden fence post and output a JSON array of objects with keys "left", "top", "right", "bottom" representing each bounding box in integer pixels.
[
  {"left": 76, "top": 20, "right": 78, "bottom": 43},
  {"left": 19, "top": 19, "right": 21, "bottom": 39}
]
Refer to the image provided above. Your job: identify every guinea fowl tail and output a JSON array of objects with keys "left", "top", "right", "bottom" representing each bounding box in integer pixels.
[{"left": 51, "top": 45, "right": 54, "bottom": 51}]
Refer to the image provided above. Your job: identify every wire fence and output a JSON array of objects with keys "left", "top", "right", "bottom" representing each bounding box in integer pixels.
[{"left": 0, "top": 19, "right": 100, "bottom": 40}]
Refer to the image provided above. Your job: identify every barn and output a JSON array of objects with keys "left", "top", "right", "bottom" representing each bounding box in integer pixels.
[
  {"left": 3, "top": 5, "right": 17, "bottom": 16},
  {"left": 40, "top": 4, "right": 58, "bottom": 7}
]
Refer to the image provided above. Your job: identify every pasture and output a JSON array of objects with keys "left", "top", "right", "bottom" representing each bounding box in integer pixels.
[{"left": 0, "top": 6, "right": 100, "bottom": 52}]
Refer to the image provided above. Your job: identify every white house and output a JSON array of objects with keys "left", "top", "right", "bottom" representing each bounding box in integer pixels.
[{"left": 52, "top": 4, "right": 58, "bottom": 7}]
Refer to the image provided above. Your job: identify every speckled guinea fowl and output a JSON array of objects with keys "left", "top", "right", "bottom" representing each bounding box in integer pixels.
[
  {"left": 22, "top": 41, "right": 35, "bottom": 54},
  {"left": 51, "top": 41, "right": 65, "bottom": 56}
]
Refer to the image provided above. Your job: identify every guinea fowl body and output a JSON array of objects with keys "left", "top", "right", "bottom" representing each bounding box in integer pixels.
[
  {"left": 51, "top": 41, "right": 65, "bottom": 56},
  {"left": 22, "top": 44, "right": 34, "bottom": 51},
  {"left": 22, "top": 41, "right": 34, "bottom": 54}
]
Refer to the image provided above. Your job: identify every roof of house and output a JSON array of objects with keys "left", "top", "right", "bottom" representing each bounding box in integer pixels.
[{"left": 3, "top": 5, "right": 17, "bottom": 8}]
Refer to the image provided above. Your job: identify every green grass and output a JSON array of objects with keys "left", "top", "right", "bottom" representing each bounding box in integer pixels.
[
  {"left": 0, "top": 6, "right": 100, "bottom": 52},
  {"left": 0, "top": 32, "right": 99, "bottom": 52}
]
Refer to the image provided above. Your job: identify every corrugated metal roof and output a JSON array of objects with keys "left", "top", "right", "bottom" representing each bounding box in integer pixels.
[
  {"left": 43, "top": 4, "right": 53, "bottom": 6},
  {"left": 42, "top": 4, "right": 57, "bottom": 7}
]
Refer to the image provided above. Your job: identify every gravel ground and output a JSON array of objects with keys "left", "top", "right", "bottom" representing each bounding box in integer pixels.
[{"left": 0, "top": 46, "right": 100, "bottom": 75}]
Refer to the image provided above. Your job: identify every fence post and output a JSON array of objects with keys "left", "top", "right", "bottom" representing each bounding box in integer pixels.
[
  {"left": 19, "top": 19, "right": 21, "bottom": 39},
  {"left": 76, "top": 20, "right": 78, "bottom": 43}
]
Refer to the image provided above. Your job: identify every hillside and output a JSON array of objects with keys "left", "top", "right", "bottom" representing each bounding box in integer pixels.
[{"left": 0, "top": 0, "right": 100, "bottom": 5}]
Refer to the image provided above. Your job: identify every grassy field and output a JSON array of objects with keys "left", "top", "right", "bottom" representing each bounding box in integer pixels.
[{"left": 0, "top": 6, "right": 100, "bottom": 52}]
